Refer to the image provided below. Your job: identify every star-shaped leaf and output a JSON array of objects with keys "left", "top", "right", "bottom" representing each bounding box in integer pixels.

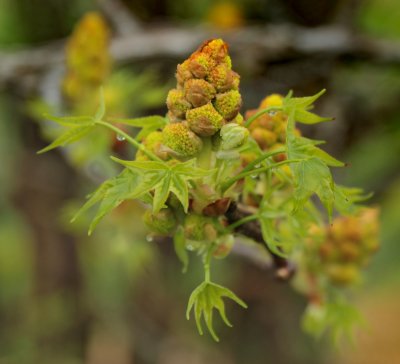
[
  {"left": 186, "top": 281, "right": 247, "bottom": 342},
  {"left": 110, "top": 115, "right": 167, "bottom": 140},
  {"left": 111, "top": 158, "right": 213, "bottom": 213}
]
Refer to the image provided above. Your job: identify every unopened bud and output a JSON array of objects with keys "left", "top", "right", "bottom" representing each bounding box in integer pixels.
[
  {"left": 214, "top": 89, "right": 242, "bottom": 120},
  {"left": 144, "top": 208, "right": 176, "bottom": 235},
  {"left": 186, "top": 103, "right": 224, "bottom": 136},
  {"left": 220, "top": 123, "right": 249, "bottom": 150},
  {"left": 251, "top": 128, "right": 277, "bottom": 150},
  {"left": 184, "top": 79, "right": 216, "bottom": 107},
  {"left": 167, "top": 89, "right": 192, "bottom": 119},
  {"left": 162, "top": 123, "right": 203, "bottom": 157}
]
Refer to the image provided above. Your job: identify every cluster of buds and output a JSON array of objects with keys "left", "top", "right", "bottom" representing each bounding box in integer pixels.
[
  {"left": 63, "top": 12, "right": 111, "bottom": 105},
  {"left": 242, "top": 94, "right": 300, "bottom": 164},
  {"left": 141, "top": 39, "right": 250, "bottom": 257},
  {"left": 160, "top": 38, "right": 244, "bottom": 159},
  {"left": 316, "top": 208, "right": 380, "bottom": 286}
]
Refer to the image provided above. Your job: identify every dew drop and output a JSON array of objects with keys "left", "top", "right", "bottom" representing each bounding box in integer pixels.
[
  {"left": 268, "top": 110, "right": 277, "bottom": 116},
  {"left": 146, "top": 234, "right": 153, "bottom": 242},
  {"left": 116, "top": 134, "right": 126, "bottom": 141}
]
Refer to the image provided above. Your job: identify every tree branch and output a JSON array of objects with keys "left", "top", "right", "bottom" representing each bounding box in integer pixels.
[
  {"left": 225, "top": 202, "right": 295, "bottom": 281},
  {"left": 2, "top": 24, "right": 400, "bottom": 89}
]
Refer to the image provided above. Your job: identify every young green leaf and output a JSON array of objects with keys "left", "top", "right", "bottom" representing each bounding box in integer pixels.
[
  {"left": 110, "top": 115, "right": 167, "bottom": 140},
  {"left": 174, "top": 226, "right": 189, "bottom": 273},
  {"left": 186, "top": 281, "right": 247, "bottom": 341},
  {"left": 43, "top": 113, "right": 95, "bottom": 127},
  {"left": 37, "top": 125, "right": 93, "bottom": 154}
]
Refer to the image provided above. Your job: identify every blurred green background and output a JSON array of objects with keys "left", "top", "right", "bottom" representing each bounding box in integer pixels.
[{"left": 1, "top": 0, "right": 399, "bottom": 363}]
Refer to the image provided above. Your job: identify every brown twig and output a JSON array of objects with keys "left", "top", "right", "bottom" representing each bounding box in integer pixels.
[{"left": 225, "top": 202, "right": 296, "bottom": 281}]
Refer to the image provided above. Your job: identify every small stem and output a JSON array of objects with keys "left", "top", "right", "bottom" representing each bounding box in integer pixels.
[
  {"left": 203, "top": 246, "right": 213, "bottom": 283},
  {"left": 245, "top": 106, "right": 283, "bottom": 128},
  {"left": 96, "top": 120, "right": 162, "bottom": 162},
  {"left": 221, "top": 159, "right": 301, "bottom": 193},
  {"left": 241, "top": 148, "right": 286, "bottom": 174},
  {"left": 227, "top": 214, "right": 259, "bottom": 231}
]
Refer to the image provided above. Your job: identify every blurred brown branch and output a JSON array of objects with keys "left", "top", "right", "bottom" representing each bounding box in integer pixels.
[{"left": 2, "top": 24, "right": 400, "bottom": 90}]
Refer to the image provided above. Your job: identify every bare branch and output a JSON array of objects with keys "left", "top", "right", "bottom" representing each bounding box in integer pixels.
[{"left": 2, "top": 24, "right": 400, "bottom": 89}]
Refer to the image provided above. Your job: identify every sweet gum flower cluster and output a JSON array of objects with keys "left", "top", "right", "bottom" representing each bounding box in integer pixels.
[
  {"left": 314, "top": 208, "right": 380, "bottom": 286},
  {"left": 63, "top": 12, "right": 111, "bottom": 104},
  {"left": 242, "top": 94, "right": 301, "bottom": 164},
  {"left": 162, "top": 39, "right": 243, "bottom": 158}
]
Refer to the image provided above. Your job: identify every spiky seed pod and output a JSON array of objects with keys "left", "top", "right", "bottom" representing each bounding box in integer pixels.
[
  {"left": 214, "top": 90, "right": 242, "bottom": 120},
  {"left": 167, "top": 89, "right": 192, "bottom": 119},
  {"left": 184, "top": 79, "right": 216, "bottom": 107},
  {"left": 220, "top": 123, "right": 249, "bottom": 150},
  {"left": 162, "top": 123, "right": 203, "bottom": 157},
  {"left": 144, "top": 209, "right": 176, "bottom": 235},
  {"left": 186, "top": 103, "right": 224, "bottom": 136},
  {"left": 251, "top": 128, "right": 278, "bottom": 149}
]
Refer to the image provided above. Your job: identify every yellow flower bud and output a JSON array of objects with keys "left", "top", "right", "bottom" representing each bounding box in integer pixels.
[
  {"left": 214, "top": 89, "right": 242, "bottom": 120},
  {"left": 251, "top": 128, "right": 278, "bottom": 150},
  {"left": 167, "top": 89, "right": 192, "bottom": 119},
  {"left": 184, "top": 79, "right": 216, "bottom": 107},
  {"left": 259, "top": 93, "right": 283, "bottom": 109},
  {"left": 186, "top": 103, "right": 224, "bottom": 136},
  {"left": 162, "top": 123, "right": 203, "bottom": 157}
]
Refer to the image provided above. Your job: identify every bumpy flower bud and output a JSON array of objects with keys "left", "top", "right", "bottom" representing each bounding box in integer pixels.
[
  {"left": 207, "top": 65, "right": 239, "bottom": 92},
  {"left": 144, "top": 208, "right": 176, "bottom": 235},
  {"left": 186, "top": 103, "right": 224, "bottom": 136},
  {"left": 200, "top": 39, "right": 229, "bottom": 62},
  {"left": 176, "top": 60, "right": 193, "bottom": 86},
  {"left": 136, "top": 131, "right": 169, "bottom": 161},
  {"left": 188, "top": 53, "right": 215, "bottom": 78},
  {"left": 63, "top": 12, "right": 111, "bottom": 103},
  {"left": 251, "top": 128, "right": 278, "bottom": 149},
  {"left": 167, "top": 89, "right": 192, "bottom": 119},
  {"left": 162, "top": 123, "right": 203, "bottom": 157},
  {"left": 184, "top": 214, "right": 217, "bottom": 242},
  {"left": 316, "top": 208, "right": 380, "bottom": 286},
  {"left": 213, "top": 234, "right": 234, "bottom": 259},
  {"left": 184, "top": 79, "right": 216, "bottom": 107},
  {"left": 214, "top": 89, "right": 242, "bottom": 120},
  {"left": 259, "top": 94, "right": 283, "bottom": 109},
  {"left": 220, "top": 123, "right": 249, "bottom": 150}
]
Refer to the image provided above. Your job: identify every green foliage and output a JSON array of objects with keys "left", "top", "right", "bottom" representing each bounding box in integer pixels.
[
  {"left": 39, "top": 41, "right": 377, "bottom": 345},
  {"left": 186, "top": 281, "right": 247, "bottom": 342}
]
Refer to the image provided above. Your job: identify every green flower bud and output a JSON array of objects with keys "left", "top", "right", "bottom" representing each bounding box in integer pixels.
[
  {"left": 144, "top": 208, "right": 176, "bottom": 235},
  {"left": 214, "top": 89, "right": 242, "bottom": 120},
  {"left": 220, "top": 123, "right": 249, "bottom": 150},
  {"left": 186, "top": 103, "right": 224, "bottom": 136},
  {"left": 184, "top": 79, "right": 216, "bottom": 107},
  {"left": 136, "top": 131, "right": 169, "bottom": 161},
  {"left": 213, "top": 234, "right": 234, "bottom": 259},
  {"left": 184, "top": 214, "right": 217, "bottom": 242},
  {"left": 167, "top": 89, "right": 192, "bottom": 119},
  {"left": 231, "top": 113, "right": 244, "bottom": 125},
  {"left": 162, "top": 122, "right": 203, "bottom": 157}
]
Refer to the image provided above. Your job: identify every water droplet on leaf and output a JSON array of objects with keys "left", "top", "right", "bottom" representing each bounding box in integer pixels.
[{"left": 117, "top": 134, "right": 126, "bottom": 141}]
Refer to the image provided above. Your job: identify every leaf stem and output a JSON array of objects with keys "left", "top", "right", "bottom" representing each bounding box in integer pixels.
[
  {"left": 244, "top": 106, "right": 283, "bottom": 128},
  {"left": 221, "top": 159, "right": 302, "bottom": 193},
  {"left": 227, "top": 214, "right": 259, "bottom": 231},
  {"left": 96, "top": 120, "right": 162, "bottom": 162}
]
